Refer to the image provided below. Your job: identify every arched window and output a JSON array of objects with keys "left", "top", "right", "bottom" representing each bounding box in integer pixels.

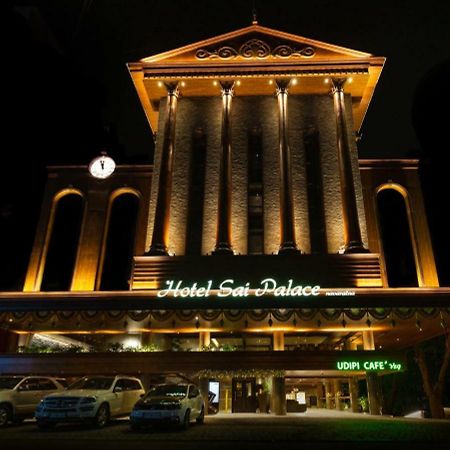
[
  {"left": 100, "top": 193, "right": 139, "bottom": 290},
  {"left": 185, "top": 128, "right": 207, "bottom": 255},
  {"left": 41, "top": 193, "right": 84, "bottom": 291},
  {"left": 377, "top": 188, "right": 418, "bottom": 287}
]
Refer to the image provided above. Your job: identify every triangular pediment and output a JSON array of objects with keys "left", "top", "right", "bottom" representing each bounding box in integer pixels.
[{"left": 140, "top": 24, "right": 372, "bottom": 65}]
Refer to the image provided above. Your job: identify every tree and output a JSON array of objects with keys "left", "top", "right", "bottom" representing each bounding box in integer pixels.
[{"left": 415, "top": 333, "right": 450, "bottom": 419}]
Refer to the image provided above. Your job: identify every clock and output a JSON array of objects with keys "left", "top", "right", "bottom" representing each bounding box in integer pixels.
[{"left": 88, "top": 154, "right": 116, "bottom": 179}]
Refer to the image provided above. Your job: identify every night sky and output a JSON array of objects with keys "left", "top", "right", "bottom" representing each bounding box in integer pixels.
[{"left": 1, "top": 0, "right": 450, "bottom": 289}]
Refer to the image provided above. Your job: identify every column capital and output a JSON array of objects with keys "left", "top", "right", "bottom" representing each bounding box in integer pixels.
[
  {"left": 164, "top": 81, "right": 180, "bottom": 97},
  {"left": 220, "top": 81, "right": 235, "bottom": 96},
  {"left": 330, "top": 77, "right": 347, "bottom": 94},
  {"left": 275, "top": 79, "right": 290, "bottom": 95}
]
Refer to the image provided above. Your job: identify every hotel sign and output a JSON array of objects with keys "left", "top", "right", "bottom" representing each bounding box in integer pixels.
[
  {"left": 157, "top": 278, "right": 321, "bottom": 298},
  {"left": 336, "top": 359, "right": 403, "bottom": 372}
]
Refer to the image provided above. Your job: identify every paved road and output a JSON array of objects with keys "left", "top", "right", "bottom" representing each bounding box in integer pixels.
[{"left": 1, "top": 411, "right": 449, "bottom": 450}]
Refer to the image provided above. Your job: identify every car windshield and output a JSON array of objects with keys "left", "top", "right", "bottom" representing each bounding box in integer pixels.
[
  {"left": 146, "top": 385, "right": 188, "bottom": 398},
  {"left": 68, "top": 377, "right": 114, "bottom": 390},
  {"left": 0, "top": 377, "right": 24, "bottom": 390}
]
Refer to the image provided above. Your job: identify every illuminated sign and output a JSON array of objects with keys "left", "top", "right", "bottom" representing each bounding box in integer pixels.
[
  {"left": 336, "top": 360, "right": 403, "bottom": 372},
  {"left": 157, "top": 278, "right": 321, "bottom": 298}
]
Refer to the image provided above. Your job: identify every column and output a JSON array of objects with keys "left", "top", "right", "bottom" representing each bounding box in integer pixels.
[
  {"left": 349, "top": 377, "right": 359, "bottom": 413},
  {"left": 273, "top": 331, "right": 285, "bottom": 351},
  {"left": 198, "top": 331, "right": 211, "bottom": 350},
  {"left": 198, "top": 377, "right": 210, "bottom": 416},
  {"left": 149, "top": 82, "right": 179, "bottom": 255},
  {"left": 362, "top": 329, "right": 382, "bottom": 415},
  {"left": 330, "top": 78, "right": 366, "bottom": 253},
  {"left": 334, "top": 379, "right": 342, "bottom": 410},
  {"left": 276, "top": 79, "right": 300, "bottom": 254},
  {"left": 213, "top": 81, "right": 234, "bottom": 255},
  {"left": 324, "top": 381, "right": 332, "bottom": 409},
  {"left": 316, "top": 383, "right": 324, "bottom": 408},
  {"left": 271, "top": 377, "right": 286, "bottom": 415}
]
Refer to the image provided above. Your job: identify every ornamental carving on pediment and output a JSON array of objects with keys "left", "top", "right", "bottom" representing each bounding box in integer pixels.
[{"left": 195, "top": 38, "right": 315, "bottom": 60}]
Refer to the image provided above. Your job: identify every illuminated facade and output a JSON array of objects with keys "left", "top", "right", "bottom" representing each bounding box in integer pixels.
[{"left": 1, "top": 23, "right": 449, "bottom": 416}]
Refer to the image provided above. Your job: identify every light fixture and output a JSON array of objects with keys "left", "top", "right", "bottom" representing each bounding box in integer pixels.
[
  {"left": 236, "top": 80, "right": 241, "bottom": 86},
  {"left": 213, "top": 80, "right": 218, "bottom": 86},
  {"left": 291, "top": 78, "right": 298, "bottom": 85},
  {"left": 157, "top": 81, "right": 163, "bottom": 87},
  {"left": 324, "top": 78, "right": 329, "bottom": 84},
  {"left": 180, "top": 81, "right": 186, "bottom": 87},
  {"left": 347, "top": 77, "right": 353, "bottom": 83},
  {"left": 268, "top": 80, "right": 273, "bottom": 85}
]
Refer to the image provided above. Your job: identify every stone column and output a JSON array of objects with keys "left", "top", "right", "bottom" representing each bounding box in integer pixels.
[
  {"left": 276, "top": 79, "right": 299, "bottom": 254},
  {"left": 362, "top": 329, "right": 382, "bottom": 415},
  {"left": 272, "top": 377, "right": 286, "bottom": 415},
  {"left": 213, "top": 81, "right": 234, "bottom": 255},
  {"left": 349, "top": 377, "right": 359, "bottom": 413},
  {"left": 198, "top": 377, "right": 210, "bottom": 416},
  {"left": 149, "top": 82, "right": 179, "bottom": 255},
  {"left": 198, "top": 331, "right": 211, "bottom": 350},
  {"left": 324, "top": 381, "right": 332, "bottom": 409},
  {"left": 334, "top": 379, "right": 342, "bottom": 410},
  {"left": 316, "top": 383, "right": 324, "bottom": 408},
  {"left": 273, "top": 331, "right": 285, "bottom": 351},
  {"left": 330, "top": 78, "right": 366, "bottom": 254}
]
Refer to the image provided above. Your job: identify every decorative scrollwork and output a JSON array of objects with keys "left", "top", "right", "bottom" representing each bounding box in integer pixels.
[
  {"left": 195, "top": 39, "right": 315, "bottom": 60},
  {"left": 239, "top": 39, "right": 271, "bottom": 58}
]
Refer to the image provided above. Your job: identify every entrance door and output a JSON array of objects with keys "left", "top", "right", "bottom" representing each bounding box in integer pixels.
[{"left": 232, "top": 378, "right": 256, "bottom": 413}]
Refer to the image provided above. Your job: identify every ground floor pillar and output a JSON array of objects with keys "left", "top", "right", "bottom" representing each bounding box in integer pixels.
[
  {"left": 334, "top": 379, "right": 342, "bottom": 410},
  {"left": 198, "top": 377, "right": 209, "bottom": 416},
  {"left": 0, "top": 330, "right": 19, "bottom": 353},
  {"left": 324, "top": 381, "right": 332, "bottom": 409},
  {"left": 198, "top": 331, "right": 211, "bottom": 350},
  {"left": 349, "top": 377, "right": 359, "bottom": 413},
  {"left": 366, "top": 372, "right": 382, "bottom": 415},
  {"left": 316, "top": 383, "right": 324, "bottom": 408},
  {"left": 271, "top": 377, "right": 286, "bottom": 415}
]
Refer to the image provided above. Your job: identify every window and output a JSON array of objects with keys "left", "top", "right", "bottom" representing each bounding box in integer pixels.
[
  {"left": 100, "top": 193, "right": 139, "bottom": 290},
  {"left": 247, "top": 126, "right": 264, "bottom": 254},
  {"left": 41, "top": 193, "right": 84, "bottom": 291},
  {"left": 37, "top": 378, "right": 58, "bottom": 390},
  {"left": 185, "top": 128, "right": 207, "bottom": 255},
  {"left": 377, "top": 189, "right": 418, "bottom": 287}
]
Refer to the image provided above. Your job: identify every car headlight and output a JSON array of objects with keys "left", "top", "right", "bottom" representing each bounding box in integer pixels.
[{"left": 80, "top": 396, "right": 97, "bottom": 404}]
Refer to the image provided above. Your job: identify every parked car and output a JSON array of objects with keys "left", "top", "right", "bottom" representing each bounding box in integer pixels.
[
  {"left": 35, "top": 375, "right": 144, "bottom": 429},
  {"left": 0, "top": 376, "right": 67, "bottom": 427},
  {"left": 130, "top": 383, "right": 204, "bottom": 430}
]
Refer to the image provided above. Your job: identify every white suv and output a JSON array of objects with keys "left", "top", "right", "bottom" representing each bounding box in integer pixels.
[
  {"left": 130, "top": 383, "right": 204, "bottom": 429},
  {"left": 0, "top": 376, "right": 67, "bottom": 427},
  {"left": 35, "top": 375, "right": 144, "bottom": 429}
]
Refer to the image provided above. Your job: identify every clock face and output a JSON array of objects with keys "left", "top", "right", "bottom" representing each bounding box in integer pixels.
[{"left": 88, "top": 155, "right": 116, "bottom": 179}]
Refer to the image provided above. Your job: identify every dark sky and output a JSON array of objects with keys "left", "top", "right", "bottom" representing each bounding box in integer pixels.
[{"left": 1, "top": 0, "right": 450, "bottom": 288}]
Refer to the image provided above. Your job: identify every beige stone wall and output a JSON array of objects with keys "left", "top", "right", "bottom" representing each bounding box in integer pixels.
[{"left": 146, "top": 93, "right": 368, "bottom": 256}]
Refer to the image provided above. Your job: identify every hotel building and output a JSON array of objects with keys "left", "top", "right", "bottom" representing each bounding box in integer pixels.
[{"left": 1, "top": 22, "right": 449, "bottom": 415}]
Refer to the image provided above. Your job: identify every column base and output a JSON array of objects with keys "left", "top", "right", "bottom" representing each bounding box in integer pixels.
[
  {"left": 147, "top": 243, "right": 169, "bottom": 256},
  {"left": 278, "top": 243, "right": 302, "bottom": 255},
  {"left": 212, "top": 243, "right": 234, "bottom": 255},
  {"left": 343, "top": 241, "right": 369, "bottom": 254}
]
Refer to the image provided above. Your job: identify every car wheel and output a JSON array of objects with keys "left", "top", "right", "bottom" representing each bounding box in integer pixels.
[
  {"left": 36, "top": 420, "right": 56, "bottom": 430},
  {"left": 0, "top": 404, "right": 12, "bottom": 428},
  {"left": 182, "top": 409, "right": 190, "bottom": 429},
  {"left": 196, "top": 406, "right": 204, "bottom": 424},
  {"left": 94, "top": 403, "right": 110, "bottom": 428}
]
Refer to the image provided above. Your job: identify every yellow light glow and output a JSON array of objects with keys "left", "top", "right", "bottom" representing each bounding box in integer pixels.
[
  {"left": 268, "top": 80, "right": 273, "bottom": 85},
  {"left": 236, "top": 80, "right": 241, "bottom": 86},
  {"left": 180, "top": 81, "right": 186, "bottom": 87},
  {"left": 213, "top": 81, "right": 218, "bottom": 86},
  {"left": 348, "top": 77, "right": 353, "bottom": 83},
  {"left": 324, "top": 78, "right": 329, "bottom": 84},
  {"left": 291, "top": 78, "right": 298, "bottom": 85},
  {"left": 157, "top": 81, "right": 163, "bottom": 87}
]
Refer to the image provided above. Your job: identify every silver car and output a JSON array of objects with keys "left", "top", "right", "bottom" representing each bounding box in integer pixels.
[
  {"left": 0, "top": 376, "right": 67, "bottom": 427},
  {"left": 130, "top": 384, "right": 205, "bottom": 430}
]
